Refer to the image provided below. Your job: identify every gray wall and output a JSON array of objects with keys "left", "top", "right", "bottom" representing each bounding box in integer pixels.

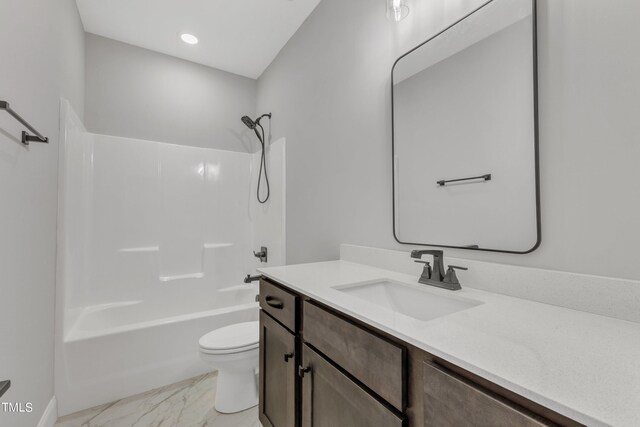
[
  {"left": 0, "top": 0, "right": 85, "bottom": 425},
  {"left": 85, "top": 34, "right": 258, "bottom": 152},
  {"left": 58, "top": 1, "right": 86, "bottom": 120},
  {"left": 257, "top": 0, "right": 640, "bottom": 281}
]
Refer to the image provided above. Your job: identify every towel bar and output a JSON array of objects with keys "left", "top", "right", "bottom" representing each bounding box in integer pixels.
[
  {"left": 0, "top": 380, "right": 10, "bottom": 399},
  {"left": 0, "top": 100, "right": 48, "bottom": 145}
]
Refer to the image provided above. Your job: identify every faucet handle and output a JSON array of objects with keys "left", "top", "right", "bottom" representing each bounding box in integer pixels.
[
  {"left": 443, "top": 265, "right": 468, "bottom": 287},
  {"left": 415, "top": 260, "right": 432, "bottom": 281},
  {"left": 253, "top": 246, "right": 268, "bottom": 263}
]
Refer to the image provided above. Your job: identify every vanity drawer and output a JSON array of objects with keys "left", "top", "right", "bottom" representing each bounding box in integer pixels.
[
  {"left": 423, "top": 362, "right": 555, "bottom": 427},
  {"left": 259, "top": 279, "right": 298, "bottom": 332},
  {"left": 302, "top": 301, "right": 406, "bottom": 411}
]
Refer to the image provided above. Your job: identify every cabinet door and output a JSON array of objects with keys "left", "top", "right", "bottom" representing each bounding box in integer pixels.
[
  {"left": 423, "top": 362, "right": 555, "bottom": 427},
  {"left": 301, "top": 344, "right": 405, "bottom": 427},
  {"left": 303, "top": 301, "right": 406, "bottom": 411},
  {"left": 260, "top": 311, "right": 297, "bottom": 427}
]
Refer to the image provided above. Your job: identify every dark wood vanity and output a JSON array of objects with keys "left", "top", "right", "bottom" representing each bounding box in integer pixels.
[{"left": 258, "top": 278, "right": 584, "bottom": 427}]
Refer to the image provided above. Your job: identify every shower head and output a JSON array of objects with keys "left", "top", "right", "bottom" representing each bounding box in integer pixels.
[
  {"left": 241, "top": 116, "right": 256, "bottom": 130},
  {"left": 241, "top": 113, "right": 272, "bottom": 130}
]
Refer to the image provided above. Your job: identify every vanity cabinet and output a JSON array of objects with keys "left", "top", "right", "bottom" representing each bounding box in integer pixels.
[
  {"left": 259, "top": 277, "right": 582, "bottom": 427},
  {"left": 258, "top": 279, "right": 300, "bottom": 427},
  {"left": 300, "top": 344, "right": 405, "bottom": 427}
]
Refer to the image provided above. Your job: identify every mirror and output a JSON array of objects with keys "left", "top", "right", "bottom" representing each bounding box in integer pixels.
[{"left": 392, "top": 0, "right": 540, "bottom": 254}]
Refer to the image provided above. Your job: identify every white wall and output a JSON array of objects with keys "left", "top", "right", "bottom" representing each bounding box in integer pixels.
[
  {"left": 0, "top": 0, "right": 85, "bottom": 426},
  {"left": 257, "top": 0, "right": 640, "bottom": 281},
  {"left": 85, "top": 34, "right": 258, "bottom": 152}
]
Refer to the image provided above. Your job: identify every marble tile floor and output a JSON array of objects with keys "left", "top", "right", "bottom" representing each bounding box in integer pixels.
[{"left": 55, "top": 372, "right": 260, "bottom": 427}]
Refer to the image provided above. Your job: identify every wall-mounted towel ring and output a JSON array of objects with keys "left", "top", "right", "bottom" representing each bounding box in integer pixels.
[{"left": 0, "top": 100, "right": 49, "bottom": 145}]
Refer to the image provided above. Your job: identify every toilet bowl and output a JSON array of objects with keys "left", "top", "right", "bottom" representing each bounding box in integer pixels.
[{"left": 199, "top": 321, "right": 260, "bottom": 414}]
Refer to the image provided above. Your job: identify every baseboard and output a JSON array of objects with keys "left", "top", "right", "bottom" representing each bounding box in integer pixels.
[{"left": 37, "top": 396, "right": 57, "bottom": 427}]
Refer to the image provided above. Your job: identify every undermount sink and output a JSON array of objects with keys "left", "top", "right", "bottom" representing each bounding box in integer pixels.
[{"left": 335, "top": 280, "right": 482, "bottom": 322}]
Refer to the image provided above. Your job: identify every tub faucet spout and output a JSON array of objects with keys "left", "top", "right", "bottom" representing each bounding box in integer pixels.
[{"left": 244, "top": 274, "right": 262, "bottom": 284}]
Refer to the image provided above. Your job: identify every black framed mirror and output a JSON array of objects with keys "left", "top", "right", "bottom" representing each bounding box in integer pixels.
[{"left": 391, "top": 0, "right": 540, "bottom": 254}]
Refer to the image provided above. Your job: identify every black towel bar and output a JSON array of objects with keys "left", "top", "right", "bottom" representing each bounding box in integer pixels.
[
  {"left": 437, "top": 174, "right": 491, "bottom": 187},
  {"left": 0, "top": 100, "right": 48, "bottom": 145},
  {"left": 0, "top": 380, "right": 10, "bottom": 399}
]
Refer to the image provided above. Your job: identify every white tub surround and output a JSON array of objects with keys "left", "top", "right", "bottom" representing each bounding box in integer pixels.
[
  {"left": 65, "top": 289, "right": 258, "bottom": 343},
  {"left": 258, "top": 246, "right": 640, "bottom": 427},
  {"left": 55, "top": 101, "right": 286, "bottom": 415}
]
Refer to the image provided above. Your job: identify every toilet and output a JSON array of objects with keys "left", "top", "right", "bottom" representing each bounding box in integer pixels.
[{"left": 199, "top": 321, "right": 260, "bottom": 414}]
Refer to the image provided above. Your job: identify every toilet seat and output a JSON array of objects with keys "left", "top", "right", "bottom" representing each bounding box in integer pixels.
[{"left": 199, "top": 321, "right": 259, "bottom": 355}]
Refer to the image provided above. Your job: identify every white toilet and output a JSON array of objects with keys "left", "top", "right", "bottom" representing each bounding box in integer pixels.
[{"left": 199, "top": 321, "right": 260, "bottom": 414}]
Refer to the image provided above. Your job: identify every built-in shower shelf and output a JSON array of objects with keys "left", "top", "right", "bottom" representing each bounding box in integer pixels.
[
  {"left": 159, "top": 272, "right": 205, "bottom": 282},
  {"left": 0, "top": 380, "right": 10, "bottom": 399},
  {"left": 119, "top": 243, "right": 233, "bottom": 254},
  {"left": 119, "top": 246, "right": 159, "bottom": 253},
  {"left": 203, "top": 243, "right": 233, "bottom": 249}
]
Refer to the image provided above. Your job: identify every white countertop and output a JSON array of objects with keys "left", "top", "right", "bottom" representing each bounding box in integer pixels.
[{"left": 258, "top": 260, "right": 640, "bottom": 427}]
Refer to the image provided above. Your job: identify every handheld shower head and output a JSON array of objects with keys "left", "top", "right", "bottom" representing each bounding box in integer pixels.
[
  {"left": 240, "top": 112, "right": 272, "bottom": 204},
  {"left": 241, "top": 116, "right": 256, "bottom": 130}
]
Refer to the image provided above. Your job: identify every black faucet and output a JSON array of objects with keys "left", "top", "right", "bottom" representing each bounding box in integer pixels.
[
  {"left": 244, "top": 274, "right": 262, "bottom": 284},
  {"left": 411, "top": 250, "right": 446, "bottom": 281},
  {"left": 411, "top": 250, "right": 467, "bottom": 291}
]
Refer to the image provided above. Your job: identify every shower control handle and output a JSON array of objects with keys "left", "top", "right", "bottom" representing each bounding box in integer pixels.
[
  {"left": 265, "top": 295, "right": 283, "bottom": 309},
  {"left": 253, "top": 246, "right": 268, "bottom": 263},
  {"left": 284, "top": 353, "right": 294, "bottom": 363}
]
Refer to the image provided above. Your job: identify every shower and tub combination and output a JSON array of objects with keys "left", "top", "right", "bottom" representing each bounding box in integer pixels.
[{"left": 55, "top": 101, "right": 285, "bottom": 415}]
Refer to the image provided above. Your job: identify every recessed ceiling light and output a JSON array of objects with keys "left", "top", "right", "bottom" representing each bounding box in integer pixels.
[{"left": 180, "top": 33, "right": 199, "bottom": 45}]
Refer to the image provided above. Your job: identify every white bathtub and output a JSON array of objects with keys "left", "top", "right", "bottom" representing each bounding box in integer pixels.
[{"left": 56, "top": 286, "right": 258, "bottom": 416}]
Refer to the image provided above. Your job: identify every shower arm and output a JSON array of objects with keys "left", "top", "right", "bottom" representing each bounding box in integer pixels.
[{"left": 255, "top": 113, "right": 272, "bottom": 125}]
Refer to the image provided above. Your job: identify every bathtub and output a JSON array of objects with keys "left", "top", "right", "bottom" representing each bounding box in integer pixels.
[{"left": 56, "top": 286, "right": 258, "bottom": 416}]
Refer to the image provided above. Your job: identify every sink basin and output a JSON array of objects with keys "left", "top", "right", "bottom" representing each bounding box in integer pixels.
[{"left": 335, "top": 280, "right": 482, "bottom": 322}]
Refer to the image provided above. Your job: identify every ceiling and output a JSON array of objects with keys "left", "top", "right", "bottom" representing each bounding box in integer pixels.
[{"left": 76, "top": 0, "right": 321, "bottom": 79}]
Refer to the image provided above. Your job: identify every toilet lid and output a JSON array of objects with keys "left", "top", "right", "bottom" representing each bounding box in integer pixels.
[{"left": 199, "top": 321, "right": 259, "bottom": 352}]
